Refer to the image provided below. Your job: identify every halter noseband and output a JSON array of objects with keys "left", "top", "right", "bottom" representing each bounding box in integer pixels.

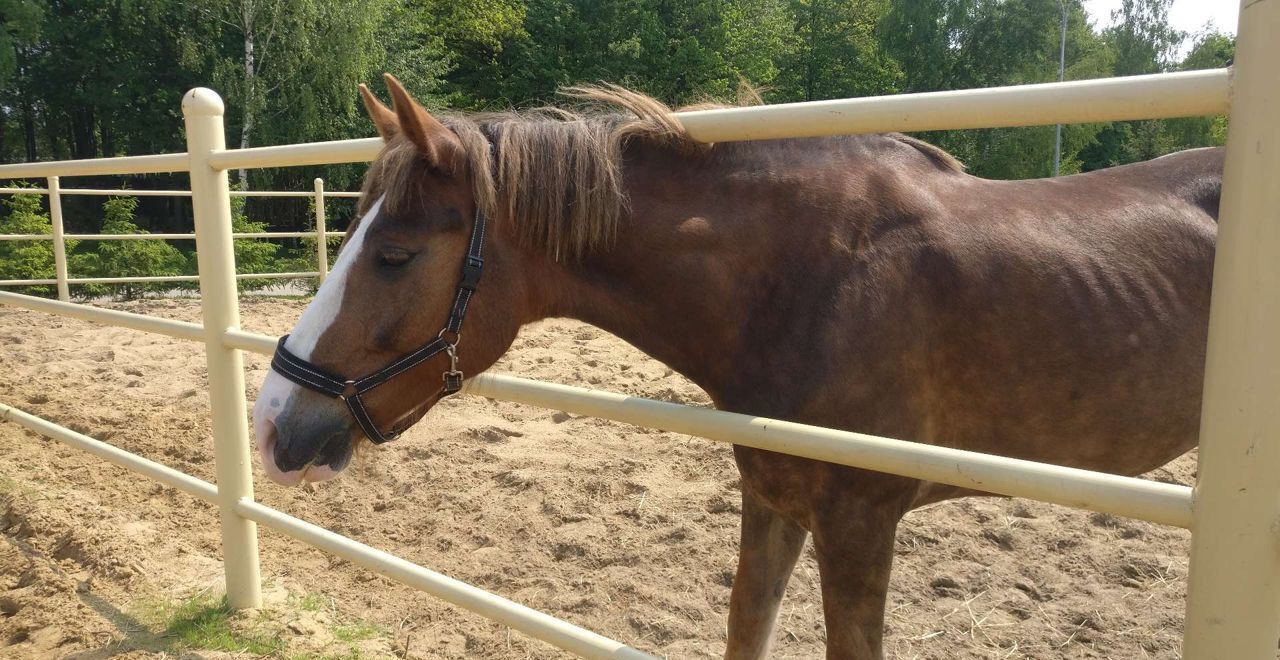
[{"left": 268, "top": 204, "right": 487, "bottom": 444}]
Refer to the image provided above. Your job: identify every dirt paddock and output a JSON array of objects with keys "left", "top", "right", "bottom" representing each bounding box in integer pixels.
[{"left": 0, "top": 297, "right": 1196, "bottom": 658}]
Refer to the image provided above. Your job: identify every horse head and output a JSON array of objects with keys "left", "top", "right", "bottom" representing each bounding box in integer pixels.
[{"left": 252, "top": 74, "right": 526, "bottom": 486}]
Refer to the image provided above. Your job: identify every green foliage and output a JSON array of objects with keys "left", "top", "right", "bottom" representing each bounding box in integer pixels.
[
  {"left": 1107, "top": 0, "right": 1183, "bottom": 76},
  {"left": 70, "top": 196, "right": 187, "bottom": 300},
  {"left": 0, "top": 0, "right": 42, "bottom": 82},
  {"left": 775, "top": 0, "right": 899, "bottom": 102},
  {"left": 0, "top": 191, "right": 65, "bottom": 297},
  {"left": 228, "top": 194, "right": 285, "bottom": 291},
  {"left": 283, "top": 219, "right": 341, "bottom": 295}
]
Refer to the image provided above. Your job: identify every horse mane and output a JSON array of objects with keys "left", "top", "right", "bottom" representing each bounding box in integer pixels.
[
  {"left": 367, "top": 84, "right": 962, "bottom": 262},
  {"left": 459, "top": 84, "right": 695, "bottom": 262}
]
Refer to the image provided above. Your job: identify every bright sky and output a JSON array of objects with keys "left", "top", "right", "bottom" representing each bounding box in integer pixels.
[{"left": 1083, "top": 0, "right": 1239, "bottom": 36}]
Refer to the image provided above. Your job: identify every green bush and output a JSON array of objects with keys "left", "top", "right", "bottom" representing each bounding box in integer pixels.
[
  {"left": 280, "top": 199, "right": 343, "bottom": 295},
  {"left": 228, "top": 194, "right": 285, "bottom": 292},
  {"left": 71, "top": 196, "right": 188, "bottom": 300},
  {"left": 0, "top": 191, "right": 78, "bottom": 298},
  {"left": 4, "top": 188, "right": 334, "bottom": 300}
]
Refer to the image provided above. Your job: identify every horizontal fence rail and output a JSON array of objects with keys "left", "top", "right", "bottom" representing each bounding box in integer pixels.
[
  {"left": 0, "top": 290, "right": 1196, "bottom": 529},
  {"left": 208, "top": 137, "right": 385, "bottom": 171},
  {"left": 127, "top": 69, "right": 1234, "bottom": 174},
  {"left": 2, "top": 232, "right": 322, "bottom": 240},
  {"left": 0, "top": 70, "right": 1234, "bottom": 184},
  {"left": 0, "top": 187, "right": 361, "bottom": 198},
  {"left": 0, "top": 288, "right": 1199, "bottom": 656},
  {"left": 0, "top": 272, "right": 318, "bottom": 287},
  {"left": 0, "top": 152, "right": 190, "bottom": 179},
  {"left": 0, "top": 290, "right": 205, "bottom": 340},
  {"left": 461, "top": 375, "right": 1195, "bottom": 528},
  {"left": 0, "top": 400, "right": 654, "bottom": 660},
  {"left": 677, "top": 68, "right": 1230, "bottom": 142},
  {"left": 0, "top": 401, "right": 220, "bottom": 501}
]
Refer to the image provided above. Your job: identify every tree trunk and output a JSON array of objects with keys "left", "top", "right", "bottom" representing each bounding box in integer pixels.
[
  {"left": 21, "top": 100, "right": 36, "bottom": 162},
  {"left": 239, "top": 0, "right": 256, "bottom": 190},
  {"left": 101, "top": 115, "right": 115, "bottom": 157},
  {"left": 805, "top": 1, "right": 817, "bottom": 102},
  {"left": 71, "top": 107, "right": 97, "bottom": 159},
  {"left": 16, "top": 46, "right": 36, "bottom": 161}
]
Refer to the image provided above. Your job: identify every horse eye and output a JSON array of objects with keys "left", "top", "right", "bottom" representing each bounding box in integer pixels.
[{"left": 378, "top": 248, "right": 414, "bottom": 267}]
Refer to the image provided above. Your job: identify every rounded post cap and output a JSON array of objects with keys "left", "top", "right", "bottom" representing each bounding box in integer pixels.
[{"left": 182, "top": 88, "right": 225, "bottom": 117}]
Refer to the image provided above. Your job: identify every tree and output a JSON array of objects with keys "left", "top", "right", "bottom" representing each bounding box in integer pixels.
[
  {"left": 776, "top": 0, "right": 899, "bottom": 102},
  {"left": 189, "top": 0, "right": 405, "bottom": 188},
  {"left": 1160, "top": 29, "right": 1233, "bottom": 150},
  {"left": 722, "top": 0, "right": 793, "bottom": 91},
  {"left": 441, "top": 0, "right": 783, "bottom": 108},
  {"left": 1079, "top": 9, "right": 1220, "bottom": 171},
  {"left": 0, "top": 190, "right": 69, "bottom": 298},
  {"left": 227, "top": 193, "right": 283, "bottom": 291},
  {"left": 880, "top": 0, "right": 1111, "bottom": 178},
  {"left": 0, "top": 0, "right": 42, "bottom": 160},
  {"left": 0, "top": 0, "right": 39, "bottom": 158},
  {"left": 1108, "top": 0, "right": 1182, "bottom": 76},
  {"left": 71, "top": 196, "right": 186, "bottom": 300}
]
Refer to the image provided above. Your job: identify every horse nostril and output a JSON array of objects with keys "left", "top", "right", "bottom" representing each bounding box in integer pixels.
[
  {"left": 313, "top": 431, "right": 352, "bottom": 469},
  {"left": 271, "top": 404, "right": 354, "bottom": 474},
  {"left": 274, "top": 430, "right": 310, "bottom": 473}
]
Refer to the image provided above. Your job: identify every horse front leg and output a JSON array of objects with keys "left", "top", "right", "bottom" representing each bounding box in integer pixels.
[
  {"left": 811, "top": 494, "right": 907, "bottom": 660},
  {"left": 724, "top": 487, "right": 808, "bottom": 660}
]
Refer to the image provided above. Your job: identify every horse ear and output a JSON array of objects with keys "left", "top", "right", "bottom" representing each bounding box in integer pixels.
[
  {"left": 382, "top": 73, "right": 464, "bottom": 176},
  {"left": 359, "top": 83, "right": 399, "bottom": 140}
]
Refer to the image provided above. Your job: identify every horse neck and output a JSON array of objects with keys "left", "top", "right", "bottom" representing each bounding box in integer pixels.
[{"left": 515, "top": 141, "right": 859, "bottom": 407}]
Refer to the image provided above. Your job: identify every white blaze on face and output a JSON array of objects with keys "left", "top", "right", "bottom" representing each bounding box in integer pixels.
[
  {"left": 252, "top": 195, "right": 384, "bottom": 486},
  {"left": 285, "top": 194, "right": 384, "bottom": 359}
]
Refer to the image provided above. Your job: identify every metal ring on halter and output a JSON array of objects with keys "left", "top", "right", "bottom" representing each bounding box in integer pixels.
[{"left": 437, "top": 327, "right": 461, "bottom": 347}]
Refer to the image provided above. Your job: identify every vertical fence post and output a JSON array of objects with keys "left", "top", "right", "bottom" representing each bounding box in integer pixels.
[
  {"left": 182, "top": 88, "right": 262, "bottom": 610},
  {"left": 46, "top": 176, "right": 70, "bottom": 302},
  {"left": 313, "top": 177, "right": 327, "bottom": 284},
  {"left": 1182, "top": 1, "right": 1280, "bottom": 658}
]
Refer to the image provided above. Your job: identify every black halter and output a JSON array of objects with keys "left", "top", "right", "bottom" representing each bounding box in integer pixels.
[{"left": 269, "top": 205, "right": 487, "bottom": 444}]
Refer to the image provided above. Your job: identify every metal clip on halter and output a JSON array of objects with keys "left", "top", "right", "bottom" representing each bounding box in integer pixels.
[{"left": 443, "top": 342, "right": 464, "bottom": 394}]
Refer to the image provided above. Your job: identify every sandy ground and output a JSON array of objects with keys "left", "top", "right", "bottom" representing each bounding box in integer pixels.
[{"left": 0, "top": 297, "right": 1198, "bottom": 659}]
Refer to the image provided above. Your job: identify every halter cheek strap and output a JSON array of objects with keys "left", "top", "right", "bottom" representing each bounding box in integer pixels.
[{"left": 268, "top": 206, "right": 487, "bottom": 444}]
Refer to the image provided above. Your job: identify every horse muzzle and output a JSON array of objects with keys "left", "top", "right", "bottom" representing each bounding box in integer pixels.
[{"left": 253, "top": 370, "right": 356, "bottom": 486}]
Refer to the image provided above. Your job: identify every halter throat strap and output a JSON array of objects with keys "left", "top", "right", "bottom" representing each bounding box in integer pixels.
[{"left": 269, "top": 205, "right": 487, "bottom": 444}]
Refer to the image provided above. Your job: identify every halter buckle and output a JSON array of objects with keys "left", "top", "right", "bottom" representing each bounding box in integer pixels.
[
  {"left": 340, "top": 380, "right": 358, "bottom": 400},
  {"left": 460, "top": 256, "right": 484, "bottom": 290}
]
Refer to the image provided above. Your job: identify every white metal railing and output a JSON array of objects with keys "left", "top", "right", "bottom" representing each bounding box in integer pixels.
[
  {"left": 0, "top": 4, "right": 1275, "bottom": 654},
  {"left": 0, "top": 179, "right": 360, "bottom": 298}
]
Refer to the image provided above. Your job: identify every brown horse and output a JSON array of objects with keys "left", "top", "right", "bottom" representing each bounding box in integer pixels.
[{"left": 252, "top": 75, "right": 1220, "bottom": 658}]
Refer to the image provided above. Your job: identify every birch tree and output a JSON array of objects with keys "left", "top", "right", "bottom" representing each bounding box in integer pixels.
[{"left": 195, "top": 0, "right": 391, "bottom": 188}]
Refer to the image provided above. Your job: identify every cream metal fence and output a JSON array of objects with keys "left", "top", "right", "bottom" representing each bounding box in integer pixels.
[
  {"left": 0, "top": 2, "right": 1275, "bottom": 655},
  {"left": 0, "top": 179, "right": 361, "bottom": 298}
]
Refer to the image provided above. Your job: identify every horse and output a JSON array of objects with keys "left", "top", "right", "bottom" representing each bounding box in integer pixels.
[{"left": 252, "top": 74, "right": 1221, "bottom": 659}]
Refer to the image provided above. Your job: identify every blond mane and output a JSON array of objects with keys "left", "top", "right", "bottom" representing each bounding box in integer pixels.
[
  {"left": 363, "top": 84, "right": 693, "bottom": 262},
  {"left": 364, "top": 84, "right": 962, "bottom": 262}
]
